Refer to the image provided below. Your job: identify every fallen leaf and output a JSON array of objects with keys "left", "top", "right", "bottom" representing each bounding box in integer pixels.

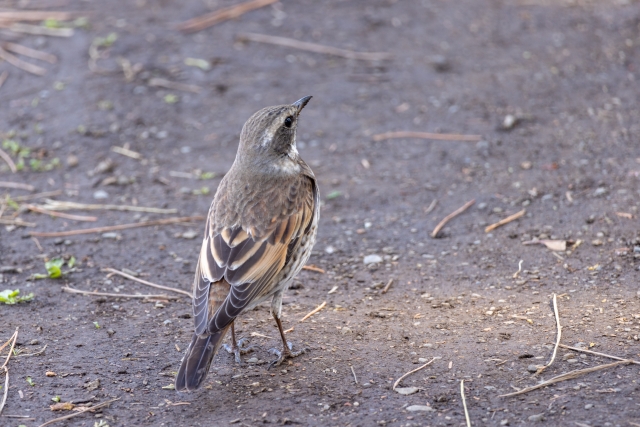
[
  {"left": 83, "top": 379, "right": 100, "bottom": 391},
  {"left": 50, "top": 402, "right": 75, "bottom": 411},
  {"left": 522, "top": 239, "right": 567, "bottom": 251}
]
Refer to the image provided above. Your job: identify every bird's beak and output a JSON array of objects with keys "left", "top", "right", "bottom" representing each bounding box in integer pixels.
[{"left": 292, "top": 96, "right": 312, "bottom": 114}]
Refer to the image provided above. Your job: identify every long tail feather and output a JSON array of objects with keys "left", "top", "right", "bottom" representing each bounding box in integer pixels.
[{"left": 175, "top": 325, "right": 230, "bottom": 391}]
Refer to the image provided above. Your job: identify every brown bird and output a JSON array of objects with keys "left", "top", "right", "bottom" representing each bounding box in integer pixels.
[{"left": 175, "top": 96, "right": 319, "bottom": 391}]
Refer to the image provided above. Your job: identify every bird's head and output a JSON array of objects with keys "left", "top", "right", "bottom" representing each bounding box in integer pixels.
[{"left": 237, "top": 96, "right": 312, "bottom": 172}]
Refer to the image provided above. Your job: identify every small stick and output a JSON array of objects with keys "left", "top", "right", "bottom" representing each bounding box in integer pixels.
[
  {"left": 148, "top": 77, "right": 202, "bottom": 94},
  {"left": 238, "top": 32, "right": 392, "bottom": 61},
  {"left": 4, "top": 23, "right": 74, "bottom": 37},
  {"left": 40, "top": 199, "right": 177, "bottom": 214},
  {"left": 0, "top": 70, "right": 7, "bottom": 90},
  {"left": 0, "top": 181, "right": 33, "bottom": 190},
  {"left": 31, "top": 236, "right": 43, "bottom": 252},
  {"left": 431, "top": 199, "right": 475, "bottom": 238},
  {"left": 299, "top": 301, "right": 327, "bottom": 322},
  {"left": 302, "top": 265, "right": 325, "bottom": 274},
  {"left": 373, "top": 131, "right": 482, "bottom": 142},
  {"left": 37, "top": 397, "right": 119, "bottom": 427},
  {"left": 0, "top": 218, "right": 36, "bottom": 227},
  {"left": 12, "top": 190, "right": 62, "bottom": 202},
  {"left": 62, "top": 286, "right": 179, "bottom": 300},
  {"left": 381, "top": 279, "right": 394, "bottom": 294},
  {"left": 283, "top": 327, "right": 294, "bottom": 334},
  {"left": 0, "top": 46, "right": 46, "bottom": 75},
  {"left": 424, "top": 199, "right": 438, "bottom": 214},
  {"left": 499, "top": 359, "right": 632, "bottom": 398},
  {"left": 102, "top": 268, "right": 192, "bottom": 297},
  {"left": 177, "top": 0, "right": 278, "bottom": 33},
  {"left": 513, "top": 259, "right": 523, "bottom": 278},
  {"left": 29, "top": 215, "right": 203, "bottom": 238},
  {"left": 0, "top": 149, "right": 17, "bottom": 173},
  {"left": 461, "top": 380, "right": 471, "bottom": 427},
  {"left": 14, "top": 344, "right": 47, "bottom": 357},
  {"left": 484, "top": 209, "right": 526, "bottom": 233},
  {"left": 3, "top": 42, "right": 57, "bottom": 64},
  {"left": 350, "top": 366, "right": 358, "bottom": 384},
  {"left": 0, "top": 367, "right": 9, "bottom": 417},
  {"left": 536, "top": 293, "right": 561, "bottom": 375},
  {"left": 0, "top": 11, "right": 77, "bottom": 21},
  {"left": 615, "top": 212, "right": 633, "bottom": 219},
  {"left": 393, "top": 357, "right": 439, "bottom": 390},
  {"left": 111, "top": 146, "right": 141, "bottom": 159},
  {"left": 0, "top": 328, "right": 19, "bottom": 417},
  {"left": 558, "top": 344, "right": 640, "bottom": 365},
  {"left": 25, "top": 205, "right": 97, "bottom": 222}
]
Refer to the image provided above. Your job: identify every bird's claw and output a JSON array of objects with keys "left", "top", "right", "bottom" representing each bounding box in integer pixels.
[
  {"left": 267, "top": 341, "right": 307, "bottom": 369},
  {"left": 223, "top": 338, "right": 256, "bottom": 364}
]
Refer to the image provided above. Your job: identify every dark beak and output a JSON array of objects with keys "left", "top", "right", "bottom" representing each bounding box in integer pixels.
[{"left": 292, "top": 96, "right": 312, "bottom": 114}]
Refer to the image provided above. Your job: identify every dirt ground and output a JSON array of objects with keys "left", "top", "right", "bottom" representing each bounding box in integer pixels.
[{"left": 1, "top": 0, "right": 640, "bottom": 426}]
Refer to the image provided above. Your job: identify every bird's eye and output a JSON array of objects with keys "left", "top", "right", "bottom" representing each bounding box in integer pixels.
[{"left": 284, "top": 116, "right": 294, "bottom": 128}]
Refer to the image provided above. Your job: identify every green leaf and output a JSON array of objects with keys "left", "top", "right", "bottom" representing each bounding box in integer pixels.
[
  {"left": 0, "top": 289, "right": 34, "bottom": 304},
  {"left": 52, "top": 395, "right": 61, "bottom": 402},
  {"left": 164, "top": 94, "right": 178, "bottom": 104},
  {"left": 93, "top": 322, "right": 100, "bottom": 329},
  {"left": 26, "top": 376, "right": 35, "bottom": 386},
  {"left": 30, "top": 273, "right": 48, "bottom": 280},
  {"left": 326, "top": 190, "right": 342, "bottom": 200},
  {"left": 68, "top": 256, "right": 76, "bottom": 268},
  {"left": 45, "top": 259, "right": 64, "bottom": 278}
]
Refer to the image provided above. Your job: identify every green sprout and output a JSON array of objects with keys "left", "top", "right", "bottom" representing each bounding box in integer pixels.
[{"left": 0, "top": 289, "right": 34, "bottom": 305}]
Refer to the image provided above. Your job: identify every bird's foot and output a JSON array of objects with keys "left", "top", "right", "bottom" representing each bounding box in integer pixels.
[
  {"left": 267, "top": 341, "right": 307, "bottom": 369},
  {"left": 223, "top": 338, "right": 256, "bottom": 364}
]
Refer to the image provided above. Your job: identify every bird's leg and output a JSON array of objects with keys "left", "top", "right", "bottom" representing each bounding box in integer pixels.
[
  {"left": 268, "top": 312, "right": 307, "bottom": 369},
  {"left": 222, "top": 321, "right": 255, "bottom": 364}
]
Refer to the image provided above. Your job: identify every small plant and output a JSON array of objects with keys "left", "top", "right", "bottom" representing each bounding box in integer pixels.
[{"left": 0, "top": 289, "right": 34, "bottom": 304}]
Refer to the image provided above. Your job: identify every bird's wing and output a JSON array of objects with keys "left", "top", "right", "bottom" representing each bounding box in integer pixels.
[{"left": 193, "top": 176, "right": 317, "bottom": 335}]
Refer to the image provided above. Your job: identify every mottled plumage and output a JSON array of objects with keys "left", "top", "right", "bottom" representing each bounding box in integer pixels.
[{"left": 175, "top": 96, "right": 319, "bottom": 391}]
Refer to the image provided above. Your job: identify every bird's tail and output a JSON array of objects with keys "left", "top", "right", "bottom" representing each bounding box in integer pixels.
[{"left": 175, "top": 325, "right": 231, "bottom": 391}]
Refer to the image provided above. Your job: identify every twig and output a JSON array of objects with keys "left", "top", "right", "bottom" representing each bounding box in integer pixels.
[
  {"left": 615, "top": 212, "right": 633, "bottom": 219},
  {"left": 177, "top": 0, "right": 278, "bottom": 33},
  {"left": 148, "top": 77, "right": 202, "bottom": 94},
  {"left": 299, "top": 301, "right": 327, "bottom": 322},
  {"left": 302, "top": 265, "right": 325, "bottom": 274},
  {"left": 350, "top": 366, "right": 358, "bottom": 384},
  {"left": 0, "top": 46, "right": 46, "bottom": 75},
  {"left": 0, "top": 218, "right": 36, "bottom": 227},
  {"left": 40, "top": 199, "right": 177, "bottom": 214},
  {"left": 37, "top": 397, "right": 119, "bottom": 427},
  {"left": 102, "top": 268, "right": 192, "bottom": 297},
  {"left": 393, "top": 357, "right": 439, "bottom": 390},
  {"left": 111, "top": 146, "right": 141, "bottom": 159},
  {"left": 461, "top": 380, "right": 471, "bottom": 427},
  {"left": 29, "top": 215, "right": 203, "bottom": 238},
  {"left": 4, "top": 23, "right": 74, "bottom": 37},
  {"left": 536, "top": 294, "right": 561, "bottom": 375},
  {"left": 1, "top": 328, "right": 18, "bottom": 369},
  {"left": 381, "top": 279, "right": 394, "bottom": 294},
  {"left": 14, "top": 344, "right": 47, "bottom": 357},
  {"left": 0, "top": 10, "right": 77, "bottom": 21},
  {"left": 0, "top": 181, "right": 33, "bottom": 191},
  {"left": 3, "top": 42, "right": 57, "bottom": 64},
  {"left": 499, "top": 360, "right": 632, "bottom": 398},
  {"left": 485, "top": 209, "right": 526, "bottom": 233},
  {"left": 558, "top": 344, "right": 640, "bottom": 365},
  {"left": 26, "top": 205, "right": 97, "bottom": 222},
  {"left": 431, "top": 199, "right": 475, "bottom": 238},
  {"left": 425, "top": 199, "right": 438, "bottom": 214},
  {"left": 0, "top": 328, "right": 19, "bottom": 417},
  {"left": 0, "top": 367, "right": 8, "bottom": 417},
  {"left": 373, "top": 131, "right": 482, "bottom": 142},
  {"left": 31, "top": 236, "right": 43, "bottom": 252},
  {"left": 62, "top": 286, "right": 179, "bottom": 300},
  {"left": 238, "top": 32, "right": 392, "bottom": 61},
  {"left": 513, "top": 259, "right": 523, "bottom": 278},
  {"left": 0, "top": 149, "right": 17, "bottom": 173},
  {"left": 12, "top": 190, "right": 62, "bottom": 202},
  {"left": 0, "top": 70, "right": 8, "bottom": 90}
]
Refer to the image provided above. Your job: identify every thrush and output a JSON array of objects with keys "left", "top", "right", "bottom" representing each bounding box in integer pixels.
[{"left": 175, "top": 96, "right": 319, "bottom": 391}]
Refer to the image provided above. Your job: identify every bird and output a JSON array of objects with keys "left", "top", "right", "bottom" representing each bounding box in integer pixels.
[{"left": 175, "top": 96, "right": 320, "bottom": 391}]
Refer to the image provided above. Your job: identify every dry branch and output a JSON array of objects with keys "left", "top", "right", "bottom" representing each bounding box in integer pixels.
[
  {"left": 102, "top": 268, "right": 192, "bottom": 297},
  {"left": 3, "top": 42, "right": 57, "bottom": 63},
  {"left": 40, "top": 199, "right": 177, "bottom": 214},
  {"left": 499, "top": 360, "right": 632, "bottom": 398},
  {"left": 0, "top": 10, "right": 78, "bottom": 21},
  {"left": 177, "top": 0, "right": 278, "bottom": 33},
  {"left": 299, "top": 301, "right": 326, "bottom": 322},
  {"left": 0, "top": 149, "right": 17, "bottom": 173},
  {"left": 62, "top": 286, "right": 179, "bottom": 300},
  {"left": 238, "top": 32, "right": 392, "bottom": 61},
  {"left": 373, "top": 131, "right": 482, "bottom": 142},
  {"left": 26, "top": 205, "right": 97, "bottom": 222},
  {"left": 431, "top": 199, "right": 475, "bottom": 238},
  {"left": 302, "top": 265, "right": 325, "bottom": 274},
  {"left": 4, "top": 23, "right": 74, "bottom": 37},
  {"left": 0, "top": 181, "right": 33, "bottom": 191},
  {"left": 12, "top": 190, "right": 62, "bottom": 202},
  {"left": 558, "top": 344, "right": 640, "bottom": 365},
  {"left": 485, "top": 209, "right": 526, "bottom": 233},
  {"left": 148, "top": 77, "right": 202, "bottom": 94},
  {"left": 381, "top": 278, "right": 394, "bottom": 294},
  {"left": 29, "top": 215, "right": 202, "bottom": 238},
  {"left": 393, "top": 357, "right": 439, "bottom": 390},
  {"left": 0, "top": 46, "right": 46, "bottom": 75},
  {"left": 37, "top": 397, "right": 119, "bottom": 427},
  {"left": 0, "top": 328, "right": 19, "bottom": 417},
  {"left": 461, "top": 380, "right": 471, "bottom": 427},
  {"left": 536, "top": 293, "right": 561, "bottom": 375}
]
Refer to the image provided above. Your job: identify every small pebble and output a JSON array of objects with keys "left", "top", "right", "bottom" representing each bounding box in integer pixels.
[
  {"left": 163, "top": 319, "right": 172, "bottom": 325},
  {"left": 362, "top": 382, "right": 371, "bottom": 388},
  {"left": 29, "top": 339, "right": 39, "bottom": 345},
  {"left": 66, "top": 155, "right": 79, "bottom": 167},
  {"left": 107, "top": 329, "right": 116, "bottom": 337},
  {"left": 585, "top": 403, "right": 594, "bottom": 409},
  {"left": 325, "top": 246, "right": 335, "bottom": 254},
  {"left": 353, "top": 402, "right": 359, "bottom": 407},
  {"left": 181, "top": 230, "right": 198, "bottom": 239},
  {"left": 93, "top": 190, "right": 109, "bottom": 200},
  {"left": 406, "top": 405, "right": 434, "bottom": 412},
  {"left": 527, "top": 364, "right": 539, "bottom": 373},
  {"left": 502, "top": 114, "right": 518, "bottom": 129},
  {"left": 500, "top": 420, "right": 509, "bottom": 426},
  {"left": 363, "top": 254, "right": 382, "bottom": 265},
  {"left": 418, "top": 358, "right": 428, "bottom": 363},
  {"left": 102, "top": 232, "right": 119, "bottom": 240},
  {"left": 340, "top": 327, "right": 352, "bottom": 335},
  {"left": 247, "top": 357, "right": 259, "bottom": 364},
  {"left": 528, "top": 413, "right": 545, "bottom": 422}
]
